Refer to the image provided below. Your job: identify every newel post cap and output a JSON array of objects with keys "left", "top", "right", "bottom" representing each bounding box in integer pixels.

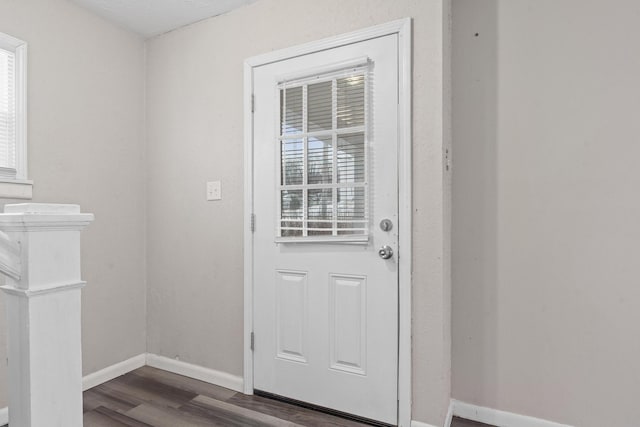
[
  {"left": 0, "top": 203, "right": 94, "bottom": 231},
  {"left": 4, "top": 203, "right": 81, "bottom": 214}
]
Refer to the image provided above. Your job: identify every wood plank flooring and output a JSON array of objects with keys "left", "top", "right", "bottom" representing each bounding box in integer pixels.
[
  {"left": 82, "top": 366, "right": 493, "bottom": 427},
  {"left": 84, "top": 366, "right": 377, "bottom": 426},
  {"left": 451, "top": 417, "right": 494, "bottom": 427}
]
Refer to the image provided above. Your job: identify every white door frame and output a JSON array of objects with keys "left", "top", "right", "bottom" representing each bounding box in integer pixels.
[{"left": 243, "top": 18, "right": 412, "bottom": 427}]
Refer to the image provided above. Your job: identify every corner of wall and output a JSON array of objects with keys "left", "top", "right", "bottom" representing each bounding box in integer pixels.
[{"left": 142, "top": 38, "right": 150, "bottom": 358}]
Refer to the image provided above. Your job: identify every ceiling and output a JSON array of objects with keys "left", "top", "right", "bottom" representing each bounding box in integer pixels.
[{"left": 70, "top": 0, "right": 257, "bottom": 38}]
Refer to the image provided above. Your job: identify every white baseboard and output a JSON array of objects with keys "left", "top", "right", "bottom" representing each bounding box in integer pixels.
[
  {"left": 82, "top": 353, "right": 147, "bottom": 391},
  {"left": 0, "top": 352, "right": 244, "bottom": 425},
  {"left": 452, "top": 400, "right": 574, "bottom": 427},
  {"left": 445, "top": 400, "right": 454, "bottom": 427},
  {"left": 146, "top": 353, "right": 244, "bottom": 392},
  {"left": 81, "top": 353, "right": 243, "bottom": 394}
]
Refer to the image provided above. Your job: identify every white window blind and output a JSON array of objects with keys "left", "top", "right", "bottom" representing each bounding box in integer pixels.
[
  {"left": 277, "top": 63, "right": 369, "bottom": 242},
  {"left": 0, "top": 47, "right": 16, "bottom": 177}
]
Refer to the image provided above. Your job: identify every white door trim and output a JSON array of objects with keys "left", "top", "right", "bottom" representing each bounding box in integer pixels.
[{"left": 243, "top": 18, "right": 412, "bottom": 427}]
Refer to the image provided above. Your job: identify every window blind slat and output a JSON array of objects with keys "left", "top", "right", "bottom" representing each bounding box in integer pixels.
[
  {"left": 337, "top": 76, "right": 365, "bottom": 129},
  {"left": 281, "top": 86, "right": 303, "bottom": 135},
  {"left": 279, "top": 66, "right": 369, "bottom": 240},
  {"left": 307, "top": 136, "right": 332, "bottom": 184},
  {"left": 307, "top": 81, "right": 332, "bottom": 132},
  {"left": 281, "top": 139, "right": 304, "bottom": 185},
  {"left": 337, "top": 133, "right": 365, "bottom": 184},
  {"left": 0, "top": 48, "right": 16, "bottom": 172}
]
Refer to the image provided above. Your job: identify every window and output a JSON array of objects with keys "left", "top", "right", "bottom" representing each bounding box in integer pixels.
[
  {"left": 277, "top": 63, "right": 369, "bottom": 242},
  {"left": 0, "top": 31, "right": 30, "bottom": 198}
]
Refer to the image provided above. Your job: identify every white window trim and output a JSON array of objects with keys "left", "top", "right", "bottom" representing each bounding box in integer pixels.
[{"left": 0, "top": 32, "right": 31, "bottom": 199}]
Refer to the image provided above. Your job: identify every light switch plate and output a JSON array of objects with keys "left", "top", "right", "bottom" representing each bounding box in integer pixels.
[{"left": 206, "top": 181, "right": 221, "bottom": 201}]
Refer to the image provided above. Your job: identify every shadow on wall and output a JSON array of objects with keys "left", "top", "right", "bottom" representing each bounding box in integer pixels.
[{"left": 452, "top": 0, "right": 499, "bottom": 408}]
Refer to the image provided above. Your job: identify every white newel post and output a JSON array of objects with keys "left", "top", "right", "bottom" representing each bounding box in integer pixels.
[{"left": 0, "top": 204, "right": 94, "bottom": 427}]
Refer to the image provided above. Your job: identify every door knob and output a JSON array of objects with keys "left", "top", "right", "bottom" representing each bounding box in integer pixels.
[{"left": 378, "top": 245, "right": 393, "bottom": 260}]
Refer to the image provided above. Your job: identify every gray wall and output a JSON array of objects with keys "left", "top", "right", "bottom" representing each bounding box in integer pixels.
[
  {"left": 145, "top": 0, "right": 451, "bottom": 425},
  {"left": 453, "top": 1, "right": 640, "bottom": 426},
  {"left": 0, "top": 0, "right": 146, "bottom": 405}
]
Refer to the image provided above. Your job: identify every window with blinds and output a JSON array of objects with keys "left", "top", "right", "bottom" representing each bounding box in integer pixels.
[
  {"left": 0, "top": 31, "right": 26, "bottom": 183},
  {"left": 278, "top": 64, "right": 369, "bottom": 242},
  {"left": 0, "top": 47, "right": 16, "bottom": 177}
]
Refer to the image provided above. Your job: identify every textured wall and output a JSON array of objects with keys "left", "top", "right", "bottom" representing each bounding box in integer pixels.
[
  {"left": 453, "top": 1, "right": 640, "bottom": 426},
  {"left": 145, "top": 0, "right": 450, "bottom": 424},
  {"left": 0, "top": 0, "right": 146, "bottom": 405}
]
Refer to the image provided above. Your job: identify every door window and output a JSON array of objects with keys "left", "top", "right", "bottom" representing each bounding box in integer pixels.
[{"left": 278, "top": 66, "right": 369, "bottom": 241}]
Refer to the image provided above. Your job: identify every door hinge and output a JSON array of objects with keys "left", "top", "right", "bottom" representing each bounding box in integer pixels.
[
  {"left": 250, "top": 213, "right": 256, "bottom": 232},
  {"left": 445, "top": 148, "right": 451, "bottom": 172},
  {"left": 250, "top": 332, "right": 255, "bottom": 351},
  {"left": 251, "top": 94, "right": 255, "bottom": 113}
]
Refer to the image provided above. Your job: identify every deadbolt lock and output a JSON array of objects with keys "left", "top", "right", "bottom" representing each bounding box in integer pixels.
[{"left": 379, "top": 219, "right": 393, "bottom": 232}]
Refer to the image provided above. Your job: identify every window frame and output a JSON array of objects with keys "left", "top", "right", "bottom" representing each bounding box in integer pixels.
[
  {"left": 0, "top": 31, "right": 31, "bottom": 199},
  {"left": 276, "top": 64, "right": 370, "bottom": 244}
]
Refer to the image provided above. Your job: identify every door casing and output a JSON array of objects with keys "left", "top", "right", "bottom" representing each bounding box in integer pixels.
[{"left": 243, "top": 18, "right": 413, "bottom": 427}]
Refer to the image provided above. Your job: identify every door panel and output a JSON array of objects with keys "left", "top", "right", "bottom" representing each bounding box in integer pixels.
[
  {"left": 329, "top": 274, "right": 367, "bottom": 375},
  {"left": 252, "top": 34, "right": 399, "bottom": 424},
  {"left": 275, "top": 270, "right": 308, "bottom": 363}
]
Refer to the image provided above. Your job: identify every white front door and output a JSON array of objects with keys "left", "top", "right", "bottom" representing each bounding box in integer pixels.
[{"left": 252, "top": 33, "right": 399, "bottom": 425}]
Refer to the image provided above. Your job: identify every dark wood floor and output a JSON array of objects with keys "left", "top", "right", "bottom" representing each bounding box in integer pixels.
[
  {"left": 451, "top": 417, "right": 494, "bottom": 427},
  {"left": 82, "top": 366, "right": 493, "bottom": 427}
]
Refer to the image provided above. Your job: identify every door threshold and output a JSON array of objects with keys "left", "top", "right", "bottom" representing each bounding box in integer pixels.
[{"left": 254, "top": 389, "right": 395, "bottom": 427}]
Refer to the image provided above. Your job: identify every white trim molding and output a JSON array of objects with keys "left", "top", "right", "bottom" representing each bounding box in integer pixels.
[
  {"left": 146, "top": 353, "right": 244, "bottom": 393},
  {"left": 0, "top": 179, "right": 33, "bottom": 199},
  {"left": 396, "top": 16, "right": 413, "bottom": 427},
  {"left": 82, "top": 354, "right": 147, "bottom": 391},
  {"left": 445, "top": 400, "right": 454, "bottom": 427},
  {"left": 244, "top": 17, "right": 413, "bottom": 427},
  {"left": 452, "top": 400, "right": 574, "bottom": 427},
  {"left": 82, "top": 353, "right": 244, "bottom": 395},
  {"left": 0, "top": 31, "right": 29, "bottom": 184},
  {"left": 242, "top": 49, "right": 254, "bottom": 396}
]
